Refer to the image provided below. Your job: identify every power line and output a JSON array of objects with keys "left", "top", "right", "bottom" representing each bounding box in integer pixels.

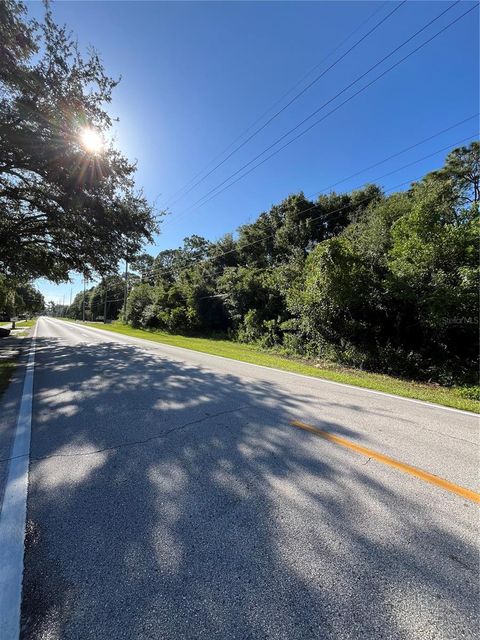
[
  {"left": 166, "top": 0, "right": 467, "bottom": 226},
  {"left": 161, "top": 2, "right": 390, "bottom": 208},
  {"left": 154, "top": 113, "right": 477, "bottom": 228},
  {"left": 157, "top": 161, "right": 477, "bottom": 304},
  {"left": 79, "top": 135, "right": 477, "bottom": 312},
  {"left": 163, "top": 1, "right": 406, "bottom": 209},
  {"left": 155, "top": 1, "right": 474, "bottom": 231},
  {"left": 311, "top": 115, "right": 478, "bottom": 195},
  {"left": 151, "top": 129, "right": 478, "bottom": 273},
  {"left": 195, "top": 134, "right": 478, "bottom": 265},
  {"left": 143, "top": 132, "right": 477, "bottom": 280}
]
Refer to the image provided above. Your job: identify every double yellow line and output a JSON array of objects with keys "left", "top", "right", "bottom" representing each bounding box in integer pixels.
[{"left": 290, "top": 420, "right": 480, "bottom": 504}]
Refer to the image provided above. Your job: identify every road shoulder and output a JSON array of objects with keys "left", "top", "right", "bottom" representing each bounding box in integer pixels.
[
  {"left": 55, "top": 318, "right": 480, "bottom": 416},
  {"left": 0, "top": 334, "right": 32, "bottom": 506}
]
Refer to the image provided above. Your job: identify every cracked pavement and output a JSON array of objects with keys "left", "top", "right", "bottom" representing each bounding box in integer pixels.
[{"left": 17, "top": 317, "right": 480, "bottom": 639}]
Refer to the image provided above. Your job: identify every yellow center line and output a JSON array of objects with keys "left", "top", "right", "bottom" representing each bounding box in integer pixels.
[{"left": 290, "top": 419, "right": 480, "bottom": 504}]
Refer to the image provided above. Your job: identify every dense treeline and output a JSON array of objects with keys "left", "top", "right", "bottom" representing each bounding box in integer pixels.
[
  {"left": 0, "top": 1, "right": 155, "bottom": 323},
  {"left": 0, "top": 276, "right": 44, "bottom": 320},
  {"left": 67, "top": 275, "right": 128, "bottom": 323},
  {"left": 70, "top": 144, "right": 479, "bottom": 384}
]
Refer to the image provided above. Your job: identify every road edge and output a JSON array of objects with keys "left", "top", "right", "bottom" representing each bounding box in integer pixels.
[
  {"left": 0, "top": 322, "right": 37, "bottom": 639},
  {"left": 52, "top": 318, "right": 478, "bottom": 417}
]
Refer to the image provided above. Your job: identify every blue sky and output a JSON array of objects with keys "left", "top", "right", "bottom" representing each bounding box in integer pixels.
[{"left": 28, "top": 1, "right": 479, "bottom": 304}]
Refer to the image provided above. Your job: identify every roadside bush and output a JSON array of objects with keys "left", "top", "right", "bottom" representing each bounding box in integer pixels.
[
  {"left": 117, "top": 143, "right": 479, "bottom": 385},
  {"left": 126, "top": 284, "right": 155, "bottom": 328}
]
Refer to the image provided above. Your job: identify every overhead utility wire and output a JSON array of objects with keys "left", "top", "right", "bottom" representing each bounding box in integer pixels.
[
  {"left": 305, "top": 114, "right": 478, "bottom": 195},
  {"left": 164, "top": 1, "right": 406, "bottom": 208},
  {"left": 143, "top": 144, "right": 477, "bottom": 303},
  {"left": 151, "top": 112, "right": 474, "bottom": 226},
  {"left": 153, "top": 2, "right": 462, "bottom": 227},
  {"left": 168, "top": 1, "right": 466, "bottom": 225},
  {"left": 146, "top": 131, "right": 477, "bottom": 279},
  {"left": 162, "top": 2, "right": 389, "bottom": 208},
  {"left": 158, "top": 5, "right": 459, "bottom": 230},
  {"left": 153, "top": 114, "right": 477, "bottom": 231},
  {"left": 194, "top": 133, "right": 478, "bottom": 270}
]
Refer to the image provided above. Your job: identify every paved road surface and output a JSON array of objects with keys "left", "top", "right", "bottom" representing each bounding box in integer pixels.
[{"left": 14, "top": 317, "right": 480, "bottom": 638}]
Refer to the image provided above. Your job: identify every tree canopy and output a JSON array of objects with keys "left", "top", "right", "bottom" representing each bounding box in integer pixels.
[
  {"left": 0, "top": 0, "right": 158, "bottom": 283},
  {"left": 0, "top": 275, "right": 44, "bottom": 319},
  {"left": 71, "top": 143, "right": 479, "bottom": 385}
]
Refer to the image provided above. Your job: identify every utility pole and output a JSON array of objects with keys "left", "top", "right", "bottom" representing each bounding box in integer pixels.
[
  {"left": 103, "top": 283, "right": 108, "bottom": 324},
  {"left": 11, "top": 289, "right": 16, "bottom": 329},
  {"left": 123, "top": 259, "right": 128, "bottom": 322},
  {"left": 82, "top": 276, "right": 86, "bottom": 322}
]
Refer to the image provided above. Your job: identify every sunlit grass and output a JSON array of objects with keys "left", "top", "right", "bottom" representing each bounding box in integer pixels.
[
  {"left": 0, "top": 318, "right": 37, "bottom": 329},
  {"left": 61, "top": 319, "right": 480, "bottom": 413},
  {"left": 17, "top": 318, "right": 37, "bottom": 329},
  {"left": 0, "top": 320, "right": 36, "bottom": 395}
]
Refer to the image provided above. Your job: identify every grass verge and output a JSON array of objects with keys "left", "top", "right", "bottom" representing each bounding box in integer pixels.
[
  {"left": 62, "top": 319, "right": 479, "bottom": 413},
  {"left": 18, "top": 318, "right": 37, "bottom": 329},
  {"left": 0, "top": 319, "right": 35, "bottom": 397},
  {"left": 0, "top": 359, "right": 17, "bottom": 397},
  {"left": 0, "top": 318, "right": 37, "bottom": 329}
]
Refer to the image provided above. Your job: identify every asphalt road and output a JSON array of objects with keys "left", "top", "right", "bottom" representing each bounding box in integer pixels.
[{"left": 15, "top": 317, "right": 480, "bottom": 638}]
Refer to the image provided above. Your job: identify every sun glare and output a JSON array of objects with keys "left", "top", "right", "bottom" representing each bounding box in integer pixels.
[{"left": 80, "top": 127, "right": 104, "bottom": 154}]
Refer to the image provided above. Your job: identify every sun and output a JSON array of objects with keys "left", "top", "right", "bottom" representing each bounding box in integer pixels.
[{"left": 80, "top": 127, "right": 104, "bottom": 154}]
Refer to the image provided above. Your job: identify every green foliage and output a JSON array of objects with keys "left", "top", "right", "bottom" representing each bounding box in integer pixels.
[
  {"left": 66, "top": 291, "right": 87, "bottom": 320},
  {"left": 126, "top": 284, "right": 155, "bottom": 328},
  {"left": 385, "top": 176, "right": 479, "bottom": 382},
  {"left": 99, "top": 143, "right": 479, "bottom": 385},
  {"left": 0, "top": 275, "right": 44, "bottom": 319},
  {"left": 0, "top": 0, "right": 158, "bottom": 282},
  {"left": 64, "top": 320, "right": 480, "bottom": 413},
  {"left": 130, "top": 254, "right": 155, "bottom": 285},
  {"left": 90, "top": 275, "right": 125, "bottom": 321},
  {"left": 430, "top": 141, "right": 479, "bottom": 208},
  {"left": 458, "top": 386, "right": 480, "bottom": 402},
  {"left": 292, "top": 235, "right": 375, "bottom": 355}
]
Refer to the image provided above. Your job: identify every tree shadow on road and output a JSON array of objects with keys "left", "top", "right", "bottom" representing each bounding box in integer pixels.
[{"left": 20, "top": 336, "right": 479, "bottom": 639}]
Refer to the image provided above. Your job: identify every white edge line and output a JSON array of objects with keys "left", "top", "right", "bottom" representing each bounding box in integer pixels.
[
  {"left": 0, "top": 322, "right": 37, "bottom": 639},
  {"left": 51, "top": 318, "right": 478, "bottom": 418}
]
